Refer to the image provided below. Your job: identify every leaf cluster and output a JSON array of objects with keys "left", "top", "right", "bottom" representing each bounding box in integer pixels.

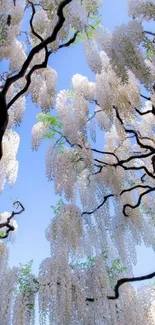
[
  {"left": 51, "top": 198, "right": 64, "bottom": 218},
  {"left": 108, "top": 259, "right": 127, "bottom": 287},
  {"left": 143, "top": 37, "right": 155, "bottom": 60},
  {"left": 37, "top": 113, "right": 65, "bottom": 152},
  {"left": 14, "top": 260, "right": 39, "bottom": 311}
]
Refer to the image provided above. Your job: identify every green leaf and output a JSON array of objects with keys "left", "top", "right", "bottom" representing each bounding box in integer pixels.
[
  {"left": 26, "top": 303, "right": 34, "bottom": 310},
  {"left": 101, "top": 250, "right": 108, "bottom": 260},
  {"left": 0, "top": 230, "right": 5, "bottom": 238},
  {"left": 108, "top": 259, "right": 127, "bottom": 287},
  {"left": 143, "top": 37, "right": 155, "bottom": 60},
  {"left": 43, "top": 130, "right": 56, "bottom": 139},
  {"left": 51, "top": 199, "right": 64, "bottom": 218},
  {"left": 14, "top": 260, "right": 38, "bottom": 302},
  {"left": 37, "top": 113, "right": 63, "bottom": 143},
  {"left": 37, "top": 113, "right": 62, "bottom": 128}
]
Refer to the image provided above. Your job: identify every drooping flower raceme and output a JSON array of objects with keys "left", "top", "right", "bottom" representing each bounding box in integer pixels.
[
  {"left": 0, "top": 130, "right": 20, "bottom": 192},
  {"left": 1, "top": 0, "right": 155, "bottom": 324},
  {"left": 128, "top": 0, "right": 155, "bottom": 20}
]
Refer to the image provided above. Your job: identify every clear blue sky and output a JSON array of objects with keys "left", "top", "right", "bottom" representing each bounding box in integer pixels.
[{"left": 1, "top": 0, "right": 154, "bottom": 297}]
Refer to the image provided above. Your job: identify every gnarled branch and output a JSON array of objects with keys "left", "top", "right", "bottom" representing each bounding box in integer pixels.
[
  {"left": 0, "top": 201, "right": 25, "bottom": 239},
  {"left": 108, "top": 271, "right": 155, "bottom": 300}
]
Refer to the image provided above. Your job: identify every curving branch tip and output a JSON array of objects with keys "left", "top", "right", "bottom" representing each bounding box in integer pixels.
[
  {"left": 0, "top": 201, "right": 25, "bottom": 239},
  {"left": 107, "top": 271, "right": 155, "bottom": 300},
  {"left": 12, "top": 200, "right": 25, "bottom": 214}
]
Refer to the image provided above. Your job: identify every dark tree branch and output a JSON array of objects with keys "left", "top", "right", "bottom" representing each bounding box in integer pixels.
[
  {"left": 81, "top": 194, "right": 114, "bottom": 216},
  {"left": 32, "top": 269, "right": 155, "bottom": 302},
  {"left": 119, "top": 151, "right": 153, "bottom": 165},
  {"left": 120, "top": 184, "right": 153, "bottom": 195},
  {"left": 135, "top": 107, "right": 153, "bottom": 115},
  {"left": 28, "top": 1, "right": 45, "bottom": 42},
  {"left": 122, "top": 187, "right": 155, "bottom": 217},
  {"left": 0, "top": 201, "right": 25, "bottom": 238},
  {"left": 144, "top": 31, "right": 155, "bottom": 37},
  {"left": 92, "top": 146, "right": 152, "bottom": 169},
  {"left": 119, "top": 164, "right": 155, "bottom": 180},
  {"left": 2, "top": 0, "right": 73, "bottom": 97},
  {"left": 123, "top": 128, "right": 155, "bottom": 152},
  {"left": 140, "top": 93, "right": 150, "bottom": 100},
  {"left": 50, "top": 127, "right": 82, "bottom": 149},
  {"left": 151, "top": 155, "right": 155, "bottom": 173},
  {"left": 91, "top": 148, "right": 119, "bottom": 162},
  {"left": 86, "top": 109, "right": 103, "bottom": 123},
  {"left": 0, "top": 93, "right": 8, "bottom": 160},
  {"left": 114, "top": 105, "right": 155, "bottom": 153},
  {"left": 0, "top": 70, "right": 18, "bottom": 85},
  {"left": 59, "top": 31, "right": 79, "bottom": 49},
  {"left": 85, "top": 297, "right": 95, "bottom": 302},
  {"left": 7, "top": 53, "right": 51, "bottom": 109},
  {"left": 113, "top": 106, "right": 123, "bottom": 125},
  {"left": 7, "top": 0, "right": 50, "bottom": 109},
  {"left": 141, "top": 173, "right": 146, "bottom": 182},
  {"left": 7, "top": 34, "right": 79, "bottom": 109},
  {"left": 108, "top": 271, "right": 155, "bottom": 300},
  {"left": 0, "top": 0, "right": 80, "bottom": 161}
]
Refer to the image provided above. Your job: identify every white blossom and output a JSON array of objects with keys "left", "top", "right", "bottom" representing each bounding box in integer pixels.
[
  {"left": 31, "top": 121, "right": 48, "bottom": 150},
  {"left": 0, "top": 0, "right": 155, "bottom": 323},
  {"left": 9, "top": 39, "right": 27, "bottom": 72},
  {"left": 0, "top": 130, "right": 20, "bottom": 191},
  {"left": 84, "top": 40, "right": 102, "bottom": 74},
  {"left": 128, "top": 0, "right": 155, "bottom": 20},
  {"left": 72, "top": 74, "right": 96, "bottom": 100}
]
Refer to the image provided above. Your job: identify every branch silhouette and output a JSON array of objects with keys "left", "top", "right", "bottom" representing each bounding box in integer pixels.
[
  {"left": 0, "top": 201, "right": 25, "bottom": 239},
  {"left": 0, "top": 0, "right": 79, "bottom": 161},
  {"left": 108, "top": 271, "right": 155, "bottom": 300}
]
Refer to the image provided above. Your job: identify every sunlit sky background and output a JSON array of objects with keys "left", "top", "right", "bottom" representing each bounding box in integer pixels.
[{"left": 1, "top": 0, "right": 155, "bottom": 307}]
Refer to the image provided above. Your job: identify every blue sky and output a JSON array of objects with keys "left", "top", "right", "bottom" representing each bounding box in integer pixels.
[{"left": 1, "top": 0, "right": 155, "bottom": 297}]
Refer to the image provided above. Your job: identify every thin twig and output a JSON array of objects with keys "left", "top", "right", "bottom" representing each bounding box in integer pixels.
[{"left": 0, "top": 201, "right": 25, "bottom": 238}]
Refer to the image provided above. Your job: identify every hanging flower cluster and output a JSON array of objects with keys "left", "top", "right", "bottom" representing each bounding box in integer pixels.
[
  {"left": 0, "top": 130, "right": 20, "bottom": 192},
  {"left": 1, "top": 0, "right": 155, "bottom": 323}
]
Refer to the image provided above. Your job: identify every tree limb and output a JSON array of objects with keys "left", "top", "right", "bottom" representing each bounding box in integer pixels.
[
  {"left": 122, "top": 187, "right": 155, "bottom": 217},
  {"left": 2, "top": 0, "right": 73, "bottom": 97},
  {"left": 108, "top": 271, "right": 155, "bottom": 300},
  {"left": 81, "top": 194, "right": 114, "bottom": 216},
  {"left": 0, "top": 201, "right": 25, "bottom": 239}
]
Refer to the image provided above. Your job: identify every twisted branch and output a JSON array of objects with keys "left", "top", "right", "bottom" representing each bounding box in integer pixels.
[
  {"left": 108, "top": 271, "right": 155, "bottom": 300},
  {"left": 81, "top": 194, "right": 114, "bottom": 216},
  {"left": 0, "top": 0, "right": 80, "bottom": 161},
  {"left": 122, "top": 187, "right": 155, "bottom": 217},
  {"left": 0, "top": 201, "right": 25, "bottom": 238},
  {"left": 2, "top": 0, "right": 73, "bottom": 97}
]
